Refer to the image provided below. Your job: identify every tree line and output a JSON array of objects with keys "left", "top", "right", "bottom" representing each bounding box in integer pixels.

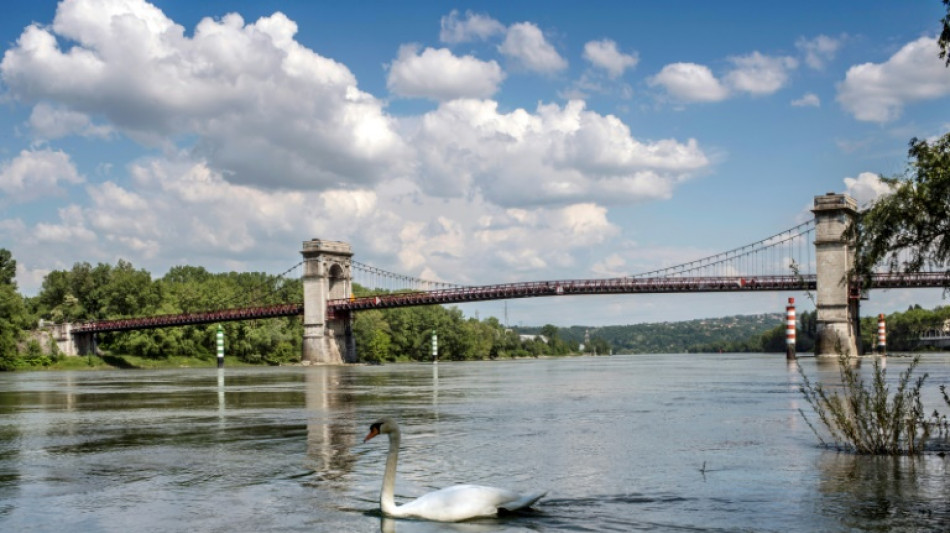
[
  {"left": 722, "top": 305, "right": 950, "bottom": 355},
  {"left": 0, "top": 250, "right": 600, "bottom": 370}
]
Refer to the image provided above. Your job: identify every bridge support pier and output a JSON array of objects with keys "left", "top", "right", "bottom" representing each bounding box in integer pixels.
[
  {"left": 301, "top": 239, "right": 355, "bottom": 364},
  {"left": 74, "top": 331, "right": 97, "bottom": 356},
  {"left": 812, "top": 193, "right": 861, "bottom": 357}
]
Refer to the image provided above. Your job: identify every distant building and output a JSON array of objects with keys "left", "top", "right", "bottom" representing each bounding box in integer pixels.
[
  {"left": 519, "top": 334, "right": 548, "bottom": 343},
  {"left": 919, "top": 319, "right": 950, "bottom": 349}
]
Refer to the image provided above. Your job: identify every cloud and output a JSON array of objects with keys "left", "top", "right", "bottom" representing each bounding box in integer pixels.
[
  {"left": 0, "top": 1, "right": 409, "bottom": 190},
  {"left": 499, "top": 22, "right": 567, "bottom": 74},
  {"left": 843, "top": 171, "right": 893, "bottom": 206},
  {"left": 387, "top": 44, "right": 505, "bottom": 100},
  {"left": 6, "top": 150, "right": 629, "bottom": 291},
  {"left": 837, "top": 36, "right": 950, "bottom": 123},
  {"left": 650, "top": 52, "right": 797, "bottom": 103},
  {"left": 583, "top": 39, "right": 638, "bottom": 78},
  {"left": 796, "top": 34, "right": 842, "bottom": 69},
  {"left": 28, "top": 102, "right": 112, "bottom": 141},
  {"left": 439, "top": 10, "right": 505, "bottom": 43},
  {"left": 648, "top": 62, "right": 730, "bottom": 102},
  {"left": 34, "top": 205, "right": 96, "bottom": 243},
  {"left": 791, "top": 92, "right": 820, "bottom": 107},
  {"left": 410, "top": 99, "right": 708, "bottom": 206},
  {"left": 0, "top": 148, "right": 83, "bottom": 202},
  {"left": 0, "top": 1, "right": 717, "bottom": 295},
  {"left": 723, "top": 52, "right": 798, "bottom": 95}
]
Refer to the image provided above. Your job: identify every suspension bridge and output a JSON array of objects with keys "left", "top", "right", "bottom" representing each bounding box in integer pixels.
[{"left": 66, "top": 193, "right": 949, "bottom": 362}]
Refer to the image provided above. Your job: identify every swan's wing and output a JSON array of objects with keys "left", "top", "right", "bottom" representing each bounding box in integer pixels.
[
  {"left": 498, "top": 490, "right": 546, "bottom": 512},
  {"left": 396, "top": 484, "right": 545, "bottom": 522}
]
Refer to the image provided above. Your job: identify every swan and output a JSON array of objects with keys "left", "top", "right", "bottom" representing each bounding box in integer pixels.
[{"left": 363, "top": 417, "right": 546, "bottom": 522}]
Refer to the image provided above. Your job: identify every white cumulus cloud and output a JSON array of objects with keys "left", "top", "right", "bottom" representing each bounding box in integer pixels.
[
  {"left": 648, "top": 62, "right": 730, "bottom": 102},
  {"left": 387, "top": 45, "right": 505, "bottom": 100},
  {"left": 837, "top": 36, "right": 950, "bottom": 123},
  {"left": 0, "top": 0, "right": 723, "bottom": 294},
  {"left": 650, "top": 52, "right": 797, "bottom": 103},
  {"left": 499, "top": 22, "right": 567, "bottom": 74},
  {"left": 0, "top": 0, "right": 409, "bottom": 190},
  {"left": 411, "top": 99, "right": 708, "bottom": 207},
  {"left": 28, "top": 102, "right": 112, "bottom": 141},
  {"left": 723, "top": 52, "right": 798, "bottom": 95},
  {"left": 791, "top": 92, "right": 821, "bottom": 107},
  {"left": 583, "top": 39, "right": 638, "bottom": 78},
  {"left": 844, "top": 171, "right": 894, "bottom": 206},
  {"left": 796, "top": 34, "right": 842, "bottom": 70},
  {"left": 439, "top": 10, "right": 505, "bottom": 43},
  {"left": 0, "top": 149, "right": 83, "bottom": 202}
]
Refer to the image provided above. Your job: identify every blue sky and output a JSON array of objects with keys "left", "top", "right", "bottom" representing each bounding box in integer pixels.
[{"left": 1, "top": 0, "right": 949, "bottom": 327}]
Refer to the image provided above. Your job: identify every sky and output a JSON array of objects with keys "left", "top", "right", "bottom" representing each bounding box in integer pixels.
[{"left": 1, "top": 0, "right": 949, "bottom": 328}]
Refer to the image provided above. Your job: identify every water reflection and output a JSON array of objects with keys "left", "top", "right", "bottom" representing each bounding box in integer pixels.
[
  {"left": 380, "top": 516, "right": 508, "bottom": 533},
  {"left": 817, "top": 452, "right": 950, "bottom": 529},
  {"left": 305, "top": 367, "right": 358, "bottom": 482},
  {"left": 217, "top": 368, "right": 225, "bottom": 421}
]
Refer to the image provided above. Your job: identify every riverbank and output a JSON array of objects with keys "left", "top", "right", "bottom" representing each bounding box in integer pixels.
[
  {"left": 17, "top": 354, "right": 264, "bottom": 371},
  {"left": 9, "top": 351, "right": 587, "bottom": 371}
]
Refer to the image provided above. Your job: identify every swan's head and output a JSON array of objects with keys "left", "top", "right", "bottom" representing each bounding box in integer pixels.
[{"left": 364, "top": 417, "right": 398, "bottom": 443}]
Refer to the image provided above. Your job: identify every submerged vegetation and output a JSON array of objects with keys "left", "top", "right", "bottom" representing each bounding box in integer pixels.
[{"left": 798, "top": 355, "right": 949, "bottom": 455}]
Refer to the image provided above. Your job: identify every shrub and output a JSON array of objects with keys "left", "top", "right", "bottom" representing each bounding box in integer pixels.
[{"left": 798, "top": 355, "right": 931, "bottom": 454}]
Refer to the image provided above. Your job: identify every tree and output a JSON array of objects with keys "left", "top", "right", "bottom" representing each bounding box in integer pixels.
[
  {"left": 0, "top": 249, "right": 16, "bottom": 287},
  {"left": 851, "top": 133, "right": 950, "bottom": 282},
  {"left": 940, "top": 0, "right": 950, "bottom": 65},
  {"left": 853, "top": 3, "right": 950, "bottom": 279},
  {"left": 0, "top": 250, "right": 30, "bottom": 369}
]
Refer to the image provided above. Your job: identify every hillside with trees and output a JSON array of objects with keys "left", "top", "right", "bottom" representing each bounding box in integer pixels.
[{"left": 520, "top": 313, "right": 793, "bottom": 354}]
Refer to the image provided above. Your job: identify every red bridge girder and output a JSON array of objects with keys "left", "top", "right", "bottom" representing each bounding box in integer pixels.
[
  {"left": 71, "top": 303, "right": 304, "bottom": 334},
  {"left": 71, "top": 271, "right": 949, "bottom": 334},
  {"left": 329, "top": 275, "right": 818, "bottom": 313},
  {"left": 867, "top": 271, "right": 950, "bottom": 289}
]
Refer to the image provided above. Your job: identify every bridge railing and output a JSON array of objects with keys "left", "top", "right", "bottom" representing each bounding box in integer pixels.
[
  {"left": 71, "top": 303, "right": 304, "bottom": 334},
  {"left": 329, "top": 274, "right": 817, "bottom": 313}
]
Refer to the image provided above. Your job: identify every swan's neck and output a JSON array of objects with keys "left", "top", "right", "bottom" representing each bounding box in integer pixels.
[{"left": 381, "top": 428, "right": 401, "bottom": 516}]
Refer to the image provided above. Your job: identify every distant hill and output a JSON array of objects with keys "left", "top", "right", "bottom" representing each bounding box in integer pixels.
[{"left": 518, "top": 313, "right": 785, "bottom": 354}]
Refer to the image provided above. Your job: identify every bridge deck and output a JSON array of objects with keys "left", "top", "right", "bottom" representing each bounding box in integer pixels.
[
  {"left": 329, "top": 275, "right": 816, "bottom": 313},
  {"left": 71, "top": 303, "right": 303, "bottom": 334},
  {"left": 71, "top": 271, "right": 949, "bottom": 335}
]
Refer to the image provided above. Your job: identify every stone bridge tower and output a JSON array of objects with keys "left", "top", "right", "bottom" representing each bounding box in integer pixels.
[
  {"left": 812, "top": 193, "right": 861, "bottom": 356},
  {"left": 301, "top": 239, "right": 355, "bottom": 364}
]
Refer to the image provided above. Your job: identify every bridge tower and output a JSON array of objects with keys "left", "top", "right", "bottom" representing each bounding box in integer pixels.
[
  {"left": 301, "top": 239, "right": 355, "bottom": 364},
  {"left": 812, "top": 193, "right": 861, "bottom": 356}
]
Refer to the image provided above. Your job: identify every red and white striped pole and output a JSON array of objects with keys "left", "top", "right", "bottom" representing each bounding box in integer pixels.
[
  {"left": 786, "top": 297, "right": 796, "bottom": 360},
  {"left": 877, "top": 313, "right": 886, "bottom": 355}
]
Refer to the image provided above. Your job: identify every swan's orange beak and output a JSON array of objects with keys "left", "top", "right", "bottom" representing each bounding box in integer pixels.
[{"left": 363, "top": 426, "right": 380, "bottom": 443}]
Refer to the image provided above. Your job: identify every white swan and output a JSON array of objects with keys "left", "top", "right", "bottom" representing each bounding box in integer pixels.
[{"left": 363, "top": 417, "right": 546, "bottom": 522}]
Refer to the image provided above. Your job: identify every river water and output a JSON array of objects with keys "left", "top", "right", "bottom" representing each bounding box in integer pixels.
[{"left": 1, "top": 353, "right": 949, "bottom": 532}]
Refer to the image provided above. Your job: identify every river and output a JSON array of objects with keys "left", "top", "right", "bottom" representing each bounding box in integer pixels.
[{"left": 1, "top": 353, "right": 949, "bottom": 532}]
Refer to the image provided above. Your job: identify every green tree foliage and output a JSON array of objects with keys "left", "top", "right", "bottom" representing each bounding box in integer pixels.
[
  {"left": 349, "top": 288, "right": 588, "bottom": 362},
  {"left": 544, "top": 314, "right": 785, "bottom": 354},
  {"left": 745, "top": 309, "right": 818, "bottom": 354},
  {"left": 352, "top": 310, "right": 392, "bottom": 363},
  {"left": 19, "top": 262, "right": 586, "bottom": 366},
  {"left": 940, "top": 0, "right": 950, "bottom": 65},
  {"left": 851, "top": 133, "right": 950, "bottom": 283},
  {"left": 28, "top": 259, "right": 303, "bottom": 365},
  {"left": 0, "top": 249, "right": 16, "bottom": 287},
  {"left": 858, "top": 305, "right": 950, "bottom": 352},
  {"left": 0, "top": 249, "right": 32, "bottom": 370}
]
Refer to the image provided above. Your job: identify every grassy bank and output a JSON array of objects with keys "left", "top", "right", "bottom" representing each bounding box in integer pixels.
[{"left": 25, "top": 354, "right": 262, "bottom": 371}]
